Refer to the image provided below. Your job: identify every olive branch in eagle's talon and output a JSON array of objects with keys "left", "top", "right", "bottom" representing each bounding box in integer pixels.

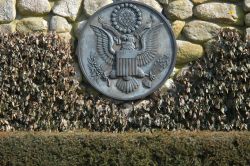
[
  {"left": 88, "top": 52, "right": 111, "bottom": 87},
  {"left": 142, "top": 54, "right": 170, "bottom": 88}
]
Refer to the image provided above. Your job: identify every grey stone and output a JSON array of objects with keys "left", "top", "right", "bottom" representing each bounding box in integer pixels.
[
  {"left": 245, "top": 13, "right": 250, "bottom": 27},
  {"left": 171, "top": 20, "right": 185, "bottom": 38},
  {"left": 0, "top": 0, "right": 16, "bottom": 23},
  {"left": 161, "top": 78, "right": 175, "bottom": 94},
  {"left": 135, "top": 0, "right": 162, "bottom": 12},
  {"left": 16, "top": 17, "right": 48, "bottom": 32},
  {"left": 84, "top": 0, "right": 162, "bottom": 15},
  {"left": 53, "top": 0, "right": 82, "bottom": 21},
  {"left": 112, "top": 0, "right": 162, "bottom": 12},
  {"left": 191, "top": 0, "right": 210, "bottom": 4},
  {"left": 192, "top": 0, "right": 239, "bottom": 4},
  {"left": 84, "top": 0, "right": 112, "bottom": 16},
  {"left": 164, "top": 0, "right": 193, "bottom": 20},
  {"left": 183, "top": 20, "right": 221, "bottom": 43},
  {"left": 50, "top": 16, "right": 72, "bottom": 33},
  {"left": 244, "top": 0, "right": 250, "bottom": 12},
  {"left": 156, "top": 0, "right": 168, "bottom": 5},
  {"left": 17, "top": 0, "right": 51, "bottom": 16},
  {"left": 0, "top": 22, "right": 16, "bottom": 34},
  {"left": 246, "top": 28, "right": 250, "bottom": 42},
  {"left": 194, "top": 3, "right": 244, "bottom": 26},
  {"left": 74, "top": 20, "right": 86, "bottom": 38},
  {"left": 176, "top": 40, "right": 204, "bottom": 65},
  {"left": 170, "top": 67, "right": 180, "bottom": 78}
]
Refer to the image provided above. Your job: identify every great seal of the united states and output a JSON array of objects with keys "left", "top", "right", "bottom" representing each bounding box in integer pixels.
[{"left": 77, "top": 0, "right": 177, "bottom": 101}]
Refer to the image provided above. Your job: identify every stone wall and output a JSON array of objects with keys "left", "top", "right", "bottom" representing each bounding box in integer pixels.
[{"left": 0, "top": 0, "right": 249, "bottom": 87}]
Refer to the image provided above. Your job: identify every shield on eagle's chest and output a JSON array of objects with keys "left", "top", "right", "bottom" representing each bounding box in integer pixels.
[{"left": 116, "top": 50, "right": 138, "bottom": 77}]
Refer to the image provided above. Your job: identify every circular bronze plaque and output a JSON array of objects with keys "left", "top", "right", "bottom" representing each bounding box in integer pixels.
[{"left": 78, "top": 1, "right": 176, "bottom": 101}]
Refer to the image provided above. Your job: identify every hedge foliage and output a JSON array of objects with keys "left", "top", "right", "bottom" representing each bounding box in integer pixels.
[
  {"left": 0, "top": 131, "right": 249, "bottom": 166},
  {"left": 160, "top": 28, "right": 250, "bottom": 131},
  {"left": 0, "top": 33, "right": 86, "bottom": 131},
  {"left": 0, "top": 29, "right": 249, "bottom": 132}
]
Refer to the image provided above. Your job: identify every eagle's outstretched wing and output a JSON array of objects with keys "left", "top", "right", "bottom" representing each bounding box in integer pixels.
[
  {"left": 137, "top": 24, "right": 163, "bottom": 66},
  {"left": 90, "top": 25, "right": 115, "bottom": 65}
]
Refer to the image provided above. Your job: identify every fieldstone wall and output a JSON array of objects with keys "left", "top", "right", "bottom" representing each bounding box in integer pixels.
[{"left": 0, "top": 0, "right": 249, "bottom": 89}]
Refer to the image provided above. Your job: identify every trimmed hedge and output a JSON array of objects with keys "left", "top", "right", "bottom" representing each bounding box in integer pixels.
[
  {"left": 0, "top": 131, "right": 249, "bottom": 165},
  {"left": 0, "top": 30, "right": 249, "bottom": 132}
]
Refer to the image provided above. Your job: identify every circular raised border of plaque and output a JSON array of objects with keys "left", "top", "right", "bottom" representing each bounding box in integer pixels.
[{"left": 77, "top": 1, "right": 177, "bottom": 101}]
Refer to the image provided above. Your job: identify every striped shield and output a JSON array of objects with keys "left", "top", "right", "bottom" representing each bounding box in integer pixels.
[{"left": 116, "top": 58, "right": 138, "bottom": 77}]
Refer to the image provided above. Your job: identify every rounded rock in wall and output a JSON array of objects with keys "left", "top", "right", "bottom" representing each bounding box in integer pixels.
[
  {"left": 17, "top": 0, "right": 51, "bottom": 16},
  {"left": 16, "top": 17, "right": 48, "bottom": 33},
  {"left": 164, "top": 0, "right": 193, "bottom": 20},
  {"left": 0, "top": 0, "right": 16, "bottom": 23},
  {"left": 171, "top": 20, "right": 185, "bottom": 38},
  {"left": 0, "top": 23, "right": 16, "bottom": 34},
  {"left": 194, "top": 3, "right": 244, "bottom": 26},
  {"left": 176, "top": 40, "right": 204, "bottom": 65},
  {"left": 134, "top": 0, "right": 162, "bottom": 12},
  {"left": 84, "top": 0, "right": 113, "bottom": 17},
  {"left": 50, "top": 16, "right": 72, "bottom": 33},
  {"left": 74, "top": 20, "right": 87, "bottom": 38},
  {"left": 244, "top": 0, "right": 250, "bottom": 12},
  {"left": 245, "top": 13, "right": 250, "bottom": 27},
  {"left": 183, "top": 20, "right": 221, "bottom": 43},
  {"left": 156, "top": 0, "right": 168, "bottom": 5},
  {"left": 246, "top": 28, "right": 250, "bottom": 42},
  {"left": 53, "top": 0, "right": 82, "bottom": 21},
  {"left": 191, "top": 0, "right": 211, "bottom": 4}
]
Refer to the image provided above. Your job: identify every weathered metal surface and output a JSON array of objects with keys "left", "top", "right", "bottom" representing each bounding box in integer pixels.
[{"left": 78, "top": 0, "right": 176, "bottom": 100}]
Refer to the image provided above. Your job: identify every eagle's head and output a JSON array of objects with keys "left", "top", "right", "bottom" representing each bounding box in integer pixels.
[{"left": 121, "top": 34, "right": 136, "bottom": 50}]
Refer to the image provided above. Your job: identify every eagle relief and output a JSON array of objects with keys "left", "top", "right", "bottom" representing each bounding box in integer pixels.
[{"left": 78, "top": 1, "right": 176, "bottom": 100}]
